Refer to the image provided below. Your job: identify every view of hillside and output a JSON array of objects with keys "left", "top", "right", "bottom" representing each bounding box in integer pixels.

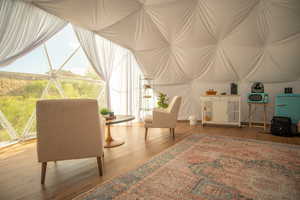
[
  {"left": 0, "top": 78, "right": 28, "bottom": 95},
  {"left": 0, "top": 71, "right": 104, "bottom": 143}
]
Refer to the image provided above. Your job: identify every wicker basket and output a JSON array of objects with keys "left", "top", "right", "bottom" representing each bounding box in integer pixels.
[{"left": 206, "top": 90, "right": 217, "bottom": 95}]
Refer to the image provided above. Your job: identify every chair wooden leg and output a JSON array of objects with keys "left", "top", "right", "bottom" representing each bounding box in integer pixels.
[
  {"left": 145, "top": 128, "right": 148, "bottom": 140},
  {"left": 97, "top": 156, "right": 103, "bottom": 176},
  {"left": 172, "top": 128, "right": 175, "bottom": 139},
  {"left": 169, "top": 128, "right": 172, "bottom": 135},
  {"left": 41, "top": 162, "right": 47, "bottom": 184}
]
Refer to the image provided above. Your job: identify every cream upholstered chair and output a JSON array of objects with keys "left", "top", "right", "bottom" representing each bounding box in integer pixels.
[
  {"left": 144, "top": 96, "right": 182, "bottom": 140},
  {"left": 36, "top": 99, "right": 104, "bottom": 184}
]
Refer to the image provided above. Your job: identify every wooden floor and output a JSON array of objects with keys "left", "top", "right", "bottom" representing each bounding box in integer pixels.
[{"left": 0, "top": 122, "right": 299, "bottom": 200}]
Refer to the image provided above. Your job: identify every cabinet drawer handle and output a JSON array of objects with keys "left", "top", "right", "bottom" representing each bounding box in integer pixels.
[{"left": 277, "top": 104, "right": 286, "bottom": 107}]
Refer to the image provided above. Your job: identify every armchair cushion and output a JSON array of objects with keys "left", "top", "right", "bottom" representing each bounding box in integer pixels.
[{"left": 144, "top": 115, "right": 153, "bottom": 123}]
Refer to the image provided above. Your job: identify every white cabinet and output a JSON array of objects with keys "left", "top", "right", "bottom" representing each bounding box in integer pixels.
[{"left": 200, "top": 95, "right": 241, "bottom": 127}]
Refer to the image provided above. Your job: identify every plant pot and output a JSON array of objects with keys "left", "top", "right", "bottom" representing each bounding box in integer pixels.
[{"left": 102, "top": 114, "right": 110, "bottom": 118}]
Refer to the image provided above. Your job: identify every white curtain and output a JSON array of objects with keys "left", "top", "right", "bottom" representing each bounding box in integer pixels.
[
  {"left": 110, "top": 53, "right": 141, "bottom": 119},
  {"left": 0, "top": 0, "right": 67, "bottom": 67},
  {"left": 74, "top": 26, "right": 128, "bottom": 109}
]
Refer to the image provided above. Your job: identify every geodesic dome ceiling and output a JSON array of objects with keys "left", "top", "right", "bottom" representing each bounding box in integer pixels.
[{"left": 30, "top": 0, "right": 300, "bottom": 84}]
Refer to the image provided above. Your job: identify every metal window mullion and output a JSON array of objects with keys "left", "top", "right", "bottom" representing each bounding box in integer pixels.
[
  {"left": 41, "top": 79, "right": 52, "bottom": 99},
  {"left": 0, "top": 110, "right": 18, "bottom": 140},
  {"left": 22, "top": 80, "right": 51, "bottom": 138},
  {"left": 97, "top": 87, "right": 105, "bottom": 101},
  {"left": 53, "top": 79, "right": 65, "bottom": 98},
  {"left": 96, "top": 86, "right": 106, "bottom": 105},
  {"left": 21, "top": 112, "right": 36, "bottom": 139},
  {"left": 43, "top": 44, "right": 53, "bottom": 71},
  {"left": 56, "top": 46, "right": 81, "bottom": 73}
]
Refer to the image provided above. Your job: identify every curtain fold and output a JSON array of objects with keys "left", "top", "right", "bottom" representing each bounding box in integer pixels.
[
  {"left": 110, "top": 52, "right": 141, "bottom": 119},
  {"left": 0, "top": 0, "right": 67, "bottom": 67},
  {"left": 73, "top": 26, "right": 129, "bottom": 109}
]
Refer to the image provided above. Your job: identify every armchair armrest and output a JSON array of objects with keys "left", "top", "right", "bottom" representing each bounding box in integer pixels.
[
  {"left": 153, "top": 107, "right": 169, "bottom": 113},
  {"left": 153, "top": 109, "right": 170, "bottom": 118},
  {"left": 152, "top": 109, "right": 176, "bottom": 127}
]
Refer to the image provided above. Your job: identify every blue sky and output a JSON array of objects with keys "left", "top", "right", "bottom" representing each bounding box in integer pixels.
[{"left": 0, "top": 25, "right": 91, "bottom": 75}]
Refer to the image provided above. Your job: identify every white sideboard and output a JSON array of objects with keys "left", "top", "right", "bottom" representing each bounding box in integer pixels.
[{"left": 200, "top": 95, "right": 241, "bottom": 127}]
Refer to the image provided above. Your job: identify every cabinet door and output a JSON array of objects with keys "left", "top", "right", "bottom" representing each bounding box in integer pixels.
[
  {"left": 212, "top": 100, "right": 228, "bottom": 122},
  {"left": 227, "top": 100, "right": 239, "bottom": 122}
]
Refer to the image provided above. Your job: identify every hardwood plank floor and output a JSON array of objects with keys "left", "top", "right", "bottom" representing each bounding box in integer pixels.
[{"left": 0, "top": 122, "right": 299, "bottom": 200}]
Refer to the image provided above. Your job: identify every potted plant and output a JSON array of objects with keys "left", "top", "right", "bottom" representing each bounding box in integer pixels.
[
  {"left": 100, "top": 108, "right": 110, "bottom": 118},
  {"left": 157, "top": 92, "right": 169, "bottom": 109}
]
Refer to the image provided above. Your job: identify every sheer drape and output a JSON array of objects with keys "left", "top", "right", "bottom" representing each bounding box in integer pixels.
[
  {"left": 0, "top": 0, "right": 66, "bottom": 66},
  {"left": 74, "top": 26, "right": 129, "bottom": 109},
  {"left": 110, "top": 53, "right": 141, "bottom": 119}
]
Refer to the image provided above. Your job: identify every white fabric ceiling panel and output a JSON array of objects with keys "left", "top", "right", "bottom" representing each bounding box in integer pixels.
[
  {"left": 146, "top": 0, "right": 196, "bottom": 43},
  {"left": 204, "top": 0, "right": 259, "bottom": 39},
  {"left": 140, "top": 0, "right": 180, "bottom": 6},
  {"left": 174, "top": 46, "right": 215, "bottom": 80},
  {"left": 134, "top": 47, "right": 169, "bottom": 78},
  {"left": 266, "top": 0, "right": 300, "bottom": 42},
  {"left": 98, "top": 8, "right": 168, "bottom": 51},
  {"left": 32, "top": 0, "right": 142, "bottom": 31},
  {"left": 246, "top": 51, "right": 297, "bottom": 82},
  {"left": 199, "top": 49, "right": 239, "bottom": 82},
  {"left": 224, "top": 6, "right": 264, "bottom": 47},
  {"left": 155, "top": 51, "right": 189, "bottom": 84},
  {"left": 174, "top": 5, "right": 216, "bottom": 48},
  {"left": 269, "top": 35, "right": 300, "bottom": 77},
  {"left": 223, "top": 45, "right": 262, "bottom": 79},
  {"left": 29, "top": 0, "right": 300, "bottom": 83}
]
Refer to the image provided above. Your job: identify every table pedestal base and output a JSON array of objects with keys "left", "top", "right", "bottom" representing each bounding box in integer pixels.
[
  {"left": 104, "top": 140, "right": 125, "bottom": 148},
  {"left": 104, "top": 124, "right": 125, "bottom": 148}
]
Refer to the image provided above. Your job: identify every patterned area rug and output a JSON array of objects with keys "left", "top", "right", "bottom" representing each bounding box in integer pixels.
[{"left": 74, "top": 134, "right": 300, "bottom": 200}]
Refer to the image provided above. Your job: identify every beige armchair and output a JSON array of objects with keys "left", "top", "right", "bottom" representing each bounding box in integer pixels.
[
  {"left": 36, "top": 99, "right": 104, "bottom": 184},
  {"left": 144, "top": 96, "right": 182, "bottom": 140}
]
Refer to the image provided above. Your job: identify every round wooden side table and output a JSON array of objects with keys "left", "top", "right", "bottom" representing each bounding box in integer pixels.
[{"left": 104, "top": 115, "right": 135, "bottom": 148}]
